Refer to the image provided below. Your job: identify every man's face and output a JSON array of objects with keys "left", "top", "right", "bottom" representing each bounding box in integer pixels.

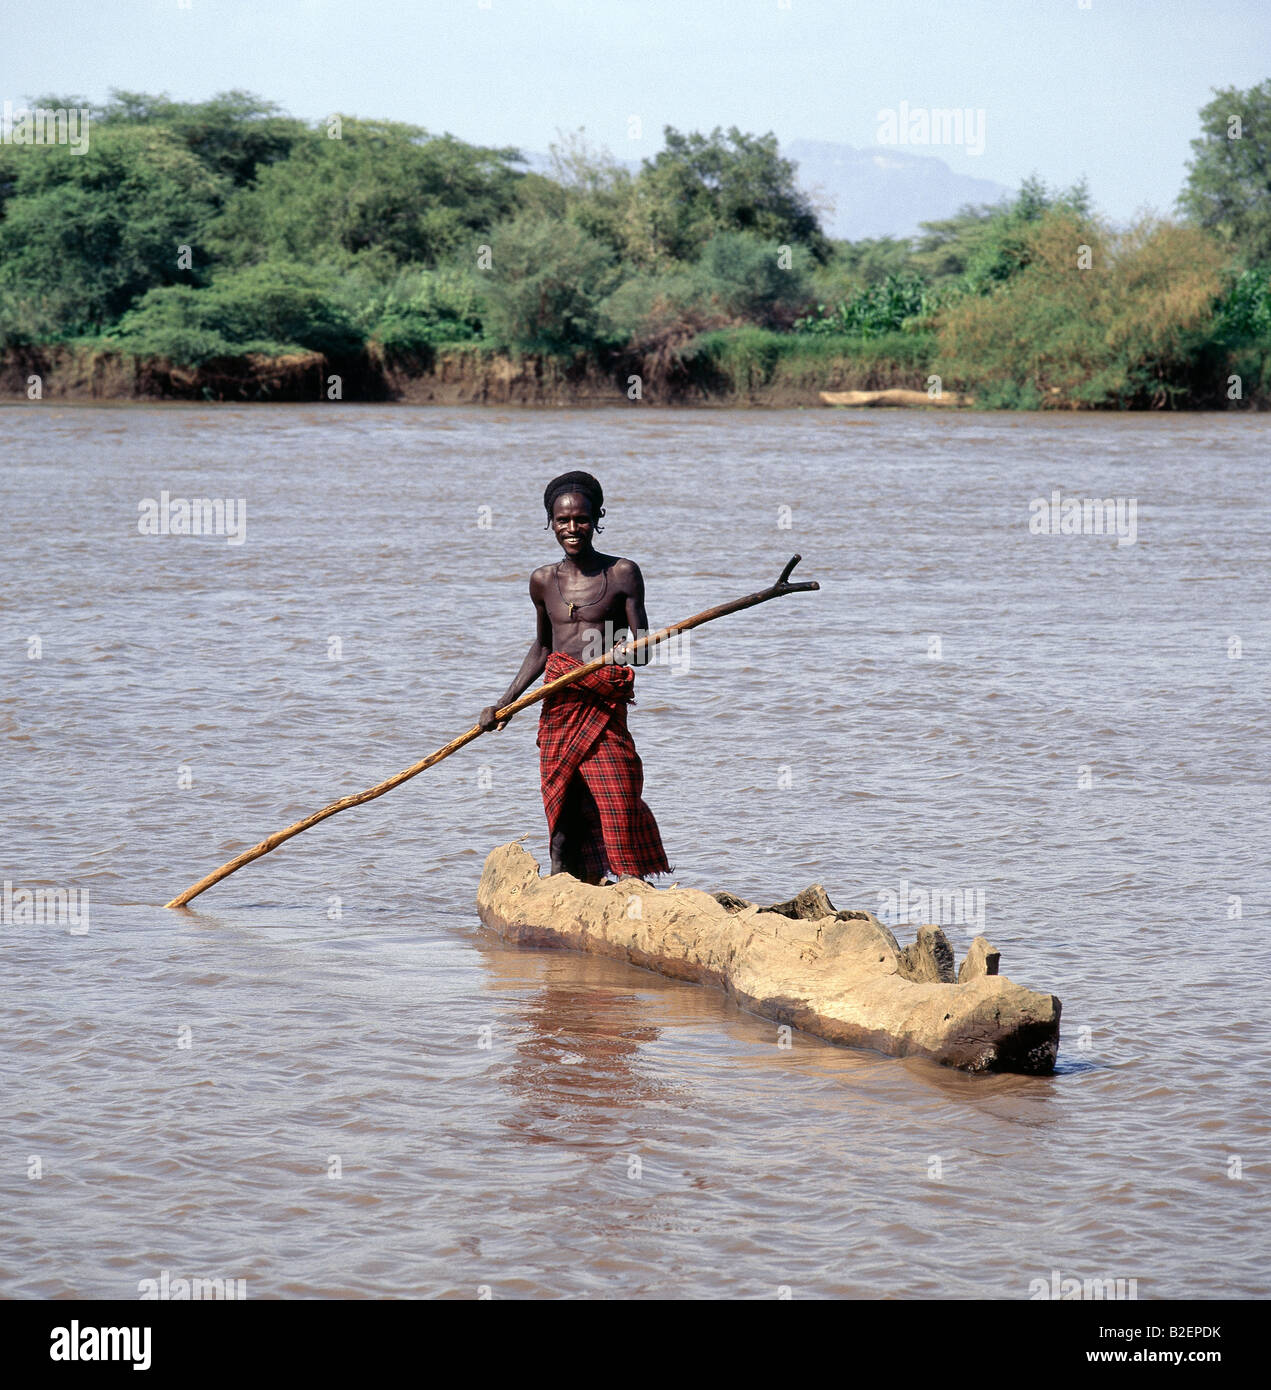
[{"left": 551, "top": 493, "right": 595, "bottom": 558}]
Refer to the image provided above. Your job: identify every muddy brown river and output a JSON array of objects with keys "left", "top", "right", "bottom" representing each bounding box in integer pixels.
[{"left": 1, "top": 403, "right": 1267, "bottom": 1297}]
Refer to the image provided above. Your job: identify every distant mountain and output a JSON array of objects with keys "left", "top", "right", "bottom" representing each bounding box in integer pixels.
[{"left": 784, "top": 139, "right": 1010, "bottom": 242}]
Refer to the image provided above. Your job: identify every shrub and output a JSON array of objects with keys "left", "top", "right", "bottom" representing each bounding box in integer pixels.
[
  {"left": 357, "top": 265, "right": 484, "bottom": 354},
  {"left": 1213, "top": 267, "right": 1271, "bottom": 343},
  {"left": 687, "top": 230, "right": 811, "bottom": 328},
  {"left": 109, "top": 262, "right": 363, "bottom": 364},
  {"left": 934, "top": 211, "right": 1228, "bottom": 407},
  {"left": 794, "top": 272, "right": 935, "bottom": 337},
  {"left": 479, "top": 212, "right": 619, "bottom": 356}
]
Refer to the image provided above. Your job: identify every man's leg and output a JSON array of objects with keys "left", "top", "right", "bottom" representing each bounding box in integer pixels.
[
  {"left": 549, "top": 826, "right": 574, "bottom": 877},
  {"left": 549, "top": 781, "right": 584, "bottom": 878},
  {"left": 550, "top": 777, "right": 607, "bottom": 883}
]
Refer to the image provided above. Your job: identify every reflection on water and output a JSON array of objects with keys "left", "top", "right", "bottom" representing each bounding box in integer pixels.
[
  {"left": 1, "top": 404, "right": 1268, "bottom": 1298},
  {"left": 486, "top": 950, "right": 670, "bottom": 1143}
]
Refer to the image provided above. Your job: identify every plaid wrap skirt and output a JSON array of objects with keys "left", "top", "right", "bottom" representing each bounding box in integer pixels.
[{"left": 536, "top": 651, "right": 670, "bottom": 881}]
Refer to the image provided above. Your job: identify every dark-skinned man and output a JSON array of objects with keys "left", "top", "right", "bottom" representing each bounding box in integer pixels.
[{"left": 479, "top": 471, "right": 671, "bottom": 884}]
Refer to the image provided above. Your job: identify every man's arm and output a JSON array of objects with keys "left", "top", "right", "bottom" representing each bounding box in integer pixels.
[
  {"left": 478, "top": 573, "right": 553, "bottom": 731},
  {"left": 619, "top": 559, "right": 651, "bottom": 667}
]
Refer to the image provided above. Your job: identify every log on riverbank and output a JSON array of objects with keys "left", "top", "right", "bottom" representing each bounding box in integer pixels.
[
  {"left": 819, "top": 388, "right": 974, "bottom": 407},
  {"left": 476, "top": 843, "right": 1060, "bottom": 1074}
]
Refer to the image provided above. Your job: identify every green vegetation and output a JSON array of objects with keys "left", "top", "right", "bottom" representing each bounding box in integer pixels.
[
  {"left": 1, "top": 85, "right": 1268, "bottom": 405},
  {"left": 794, "top": 273, "right": 933, "bottom": 337},
  {"left": 113, "top": 262, "right": 362, "bottom": 364},
  {"left": 1178, "top": 80, "right": 1271, "bottom": 268},
  {"left": 684, "top": 327, "right": 935, "bottom": 395},
  {"left": 935, "top": 214, "right": 1229, "bottom": 408}
]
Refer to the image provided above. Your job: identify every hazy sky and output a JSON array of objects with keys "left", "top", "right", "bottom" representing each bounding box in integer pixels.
[{"left": 3, "top": 0, "right": 1267, "bottom": 228}]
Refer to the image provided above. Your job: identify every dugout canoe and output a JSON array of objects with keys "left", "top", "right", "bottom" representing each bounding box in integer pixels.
[
  {"left": 819, "top": 388, "right": 973, "bottom": 407},
  {"left": 476, "top": 843, "right": 1061, "bottom": 1074}
]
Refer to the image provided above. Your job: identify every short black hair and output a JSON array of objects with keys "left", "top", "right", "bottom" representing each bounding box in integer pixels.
[{"left": 543, "top": 470, "right": 604, "bottom": 520}]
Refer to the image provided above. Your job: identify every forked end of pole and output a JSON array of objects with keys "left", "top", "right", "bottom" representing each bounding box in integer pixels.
[{"left": 775, "top": 553, "right": 818, "bottom": 593}]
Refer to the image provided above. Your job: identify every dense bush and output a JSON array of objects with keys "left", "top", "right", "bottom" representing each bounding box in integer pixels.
[
  {"left": 795, "top": 273, "right": 935, "bottom": 337},
  {"left": 356, "top": 265, "right": 485, "bottom": 354},
  {"left": 0, "top": 126, "right": 226, "bottom": 335},
  {"left": 1213, "top": 267, "right": 1271, "bottom": 342},
  {"left": 934, "top": 212, "right": 1228, "bottom": 407},
  {"left": 0, "top": 86, "right": 1266, "bottom": 403},
  {"left": 479, "top": 212, "right": 620, "bottom": 356},
  {"left": 686, "top": 231, "right": 812, "bottom": 328},
  {"left": 110, "top": 262, "right": 363, "bottom": 363}
]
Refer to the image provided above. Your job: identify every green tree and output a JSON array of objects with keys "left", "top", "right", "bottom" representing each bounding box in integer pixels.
[
  {"left": 1213, "top": 266, "right": 1271, "bottom": 341},
  {"left": 542, "top": 128, "right": 637, "bottom": 262},
  {"left": 628, "top": 126, "right": 829, "bottom": 266},
  {"left": 110, "top": 261, "right": 363, "bottom": 364},
  {"left": 911, "top": 176, "right": 1090, "bottom": 288},
  {"left": 355, "top": 263, "right": 485, "bottom": 355},
  {"left": 1179, "top": 80, "right": 1271, "bottom": 267},
  {"left": 480, "top": 212, "right": 619, "bottom": 355},
  {"left": 98, "top": 89, "right": 305, "bottom": 187},
  {"left": 209, "top": 121, "right": 524, "bottom": 272},
  {"left": 906, "top": 202, "right": 1002, "bottom": 281},
  {"left": 0, "top": 126, "right": 227, "bottom": 336},
  {"left": 813, "top": 236, "right": 916, "bottom": 297},
  {"left": 689, "top": 231, "right": 811, "bottom": 327}
]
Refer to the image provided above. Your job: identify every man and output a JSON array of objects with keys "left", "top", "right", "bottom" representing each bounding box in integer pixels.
[{"left": 479, "top": 471, "right": 671, "bottom": 884}]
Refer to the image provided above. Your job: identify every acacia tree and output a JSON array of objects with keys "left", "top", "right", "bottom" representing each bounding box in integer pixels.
[
  {"left": 480, "top": 212, "right": 619, "bottom": 355},
  {"left": 627, "top": 126, "right": 829, "bottom": 267},
  {"left": 208, "top": 121, "right": 525, "bottom": 271},
  {"left": 0, "top": 126, "right": 226, "bottom": 336},
  {"left": 1179, "top": 80, "right": 1271, "bottom": 267},
  {"left": 98, "top": 89, "right": 305, "bottom": 188}
]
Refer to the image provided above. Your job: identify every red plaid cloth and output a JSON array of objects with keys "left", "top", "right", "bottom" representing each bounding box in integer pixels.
[{"left": 537, "top": 651, "right": 671, "bottom": 881}]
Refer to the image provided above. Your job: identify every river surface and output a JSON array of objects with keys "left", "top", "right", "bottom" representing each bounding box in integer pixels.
[{"left": 1, "top": 403, "right": 1267, "bottom": 1299}]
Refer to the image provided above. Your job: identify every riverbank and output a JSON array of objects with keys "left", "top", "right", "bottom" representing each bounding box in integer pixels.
[
  {"left": 2, "top": 335, "right": 1266, "bottom": 408},
  {"left": 0, "top": 333, "right": 934, "bottom": 407}
]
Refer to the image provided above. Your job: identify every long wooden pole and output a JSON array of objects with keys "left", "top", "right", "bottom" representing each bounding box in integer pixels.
[{"left": 164, "top": 554, "right": 818, "bottom": 908}]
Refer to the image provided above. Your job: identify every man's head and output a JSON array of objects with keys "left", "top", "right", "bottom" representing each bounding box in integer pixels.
[{"left": 543, "top": 470, "right": 605, "bottom": 558}]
